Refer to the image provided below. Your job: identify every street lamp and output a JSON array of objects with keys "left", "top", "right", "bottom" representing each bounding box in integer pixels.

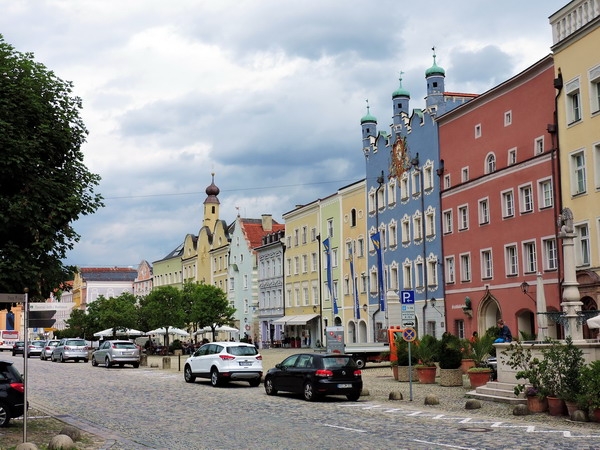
[{"left": 520, "top": 281, "right": 536, "bottom": 305}]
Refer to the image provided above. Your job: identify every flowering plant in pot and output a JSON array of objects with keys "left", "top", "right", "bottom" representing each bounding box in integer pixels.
[
  {"left": 466, "top": 333, "right": 494, "bottom": 388},
  {"left": 414, "top": 335, "right": 440, "bottom": 384}
]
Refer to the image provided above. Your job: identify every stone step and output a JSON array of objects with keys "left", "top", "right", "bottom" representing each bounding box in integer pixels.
[{"left": 466, "top": 381, "right": 526, "bottom": 405}]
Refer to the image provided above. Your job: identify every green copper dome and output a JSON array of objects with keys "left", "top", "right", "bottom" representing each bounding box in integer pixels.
[
  {"left": 426, "top": 50, "right": 445, "bottom": 77},
  {"left": 361, "top": 103, "right": 377, "bottom": 124},
  {"left": 392, "top": 75, "right": 410, "bottom": 98}
]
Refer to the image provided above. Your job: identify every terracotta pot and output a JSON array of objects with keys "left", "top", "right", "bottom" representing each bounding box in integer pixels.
[
  {"left": 467, "top": 369, "right": 492, "bottom": 388},
  {"left": 547, "top": 396, "right": 567, "bottom": 416},
  {"left": 391, "top": 365, "right": 399, "bottom": 380},
  {"left": 416, "top": 366, "right": 437, "bottom": 384},
  {"left": 526, "top": 396, "right": 548, "bottom": 413},
  {"left": 593, "top": 408, "right": 600, "bottom": 422},
  {"left": 439, "top": 368, "right": 464, "bottom": 387},
  {"left": 460, "top": 359, "right": 475, "bottom": 374},
  {"left": 564, "top": 400, "right": 579, "bottom": 418}
]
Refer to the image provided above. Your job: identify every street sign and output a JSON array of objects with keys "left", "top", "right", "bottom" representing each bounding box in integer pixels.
[
  {"left": 402, "top": 321, "right": 415, "bottom": 327},
  {"left": 28, "top": 310, "right": 56, "bottom": 328},
  {"left": 401, "top": 313, "right": 415, "bottom": 319},
  {"left": 402, "top": 327, "right": 416, "bottom": 342},
  {"left": 401, "top": 305, "right": 415, "bottom": 311},
  {"left": 29, "top": 303, "right": 72, "bottom": 311},
  {"left": 400, "top": 290, "right": 415, "bottom": 304},
  {"left": 0, "top": 293, "right": 25, "bottom": 303}
]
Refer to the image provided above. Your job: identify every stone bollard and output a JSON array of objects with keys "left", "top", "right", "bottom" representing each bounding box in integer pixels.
[
  {"left": 162, "top": 356, "right": 171, "bottom": 370},
  {"left": 140, "top": 354, "right": 148, "bottom": 366}
]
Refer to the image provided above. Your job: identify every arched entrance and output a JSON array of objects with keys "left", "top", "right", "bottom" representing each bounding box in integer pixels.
[{"left": 478, "top": 291, "right": 500, "bottom": 335}]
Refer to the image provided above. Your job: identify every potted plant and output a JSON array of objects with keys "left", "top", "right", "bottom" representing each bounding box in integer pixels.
[
  {"left": 414, "top": 335, "right": 439, "bottom": 384},
  {"left": 438, "top": 333, "right": 463, "bottom": 387},
  {"left": 466, "top": 333, "right": 495, "bottom": 388},
  {"left": 391, "top": 335, "right": 417, "bottom": 382},
  {"left": 577, "top": 360, "right": 600, "bottom": 421}
]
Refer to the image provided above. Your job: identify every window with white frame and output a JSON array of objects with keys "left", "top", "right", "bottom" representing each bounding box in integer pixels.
[
  {"left": 286, "top": 258, "right": 291, "bottom": 276},
  {"left": 302, "top": 254, "right": 308, "bottom": 273},
  {"left": 311, "top": 227, "right": 317, "bottom": 241},
  {"left": 368, "top": 190, "right": 376, "bottom": 214},
  {"left": 302, "top": 226, "right": 307, "bottom": 244},
  {"left": 475, "top": 123, "right": 482, "bottom": 138},
  {"left": 360, "top": 273, "right": 367, "bottom": 293},
  {"left": 571, "top": 150, "right": 586, "bottom": 195},
  {"left": 303, "top": 287, "right": 309, "bottom": 306},
  {"left": 345, "top": 241, "right": 353, "bottom": 260},
  {"left": 412, "top": 169, "right": 421, "bottom": 195},
  {"left": 377, "top": 186, "right": 385, "bottom": 209},
  {"left": 575, "top": 224, "right": 590, "bottom": 266},
  {"left": 519, "top": 184, "right": 533, "bottom": 213},
  {"left": 502, "top": 190, "right": 514, "bottom": 218},
  {"left": 413, "top": 212, "right": 422, "bottom": 240},
  {"left": 389, "top": 264, "right": 398, "bottom": 290},
  {"left": 332, "top": 280, "right": 339, "bottom": 302},
  {"left": 543, "top": 238, "right": 558, "bottom": 271},
  {"left": 294, "top": 228, "right": 299, "bottom": 246},
  {"left": 312, "top": 285, "right": 318, "bottom": 305},
  {"left": 295, "top": 288, "right": 300, "bottom": 306},
  {"left": 403, "top": 261, "right": 412, "bottom": 289},
  {"left": 387, "top": 180, "right": 397, "bottom": 205},
  {"left": 505, "top": 244, "right": 518, "bottom": 276},
  {"left": 415, "top": 260, "right": 424, "bottom": 288},
  {"left": 369, "top": 269, "right": 378, "bottom": 293},
  {"left": 478, "top": 198, "right": 489, "bottom": 225},
  {"left": 596, "top": 143, "right": 600, "bottom": 189},
  {"left": 523, "top": 241, "right": 537, "bottom": 273},
  {"left": 444, "top": 174, "right": 451, "bottom": 189},
  {"left": 534, "top": 136, "right": 544, "bottom": 155},
  {"left": 425, "top": 209, "right": 435, "bottom": 237},
  {"left": 508, "top": 148, "right": 517, "bottom": 165},
  {"left": 443, "top": 210, "right": 453, "bottom": 234},
  {"left": 461, "top": 167, "right": 469, "bottom": 182},
  {"left": 294, "top": 256, "right": 299, "bottom": 274},
  {"left": 400, "top": 174, "right": 409, "bottom": 200},
  {"left": 229, "top": 277, "right": 235, "bottom": 290},
  {"left": 504, "top": 110, "right": 512, "bottom": 126},
  {"left": 566, "top": 78, "right": 582, "bottom": 124},
  {"left": 460, "top": 253, "right": 471, "bottom": 282},
  {"left": 424, "top": 164, "right": 434, "bottom": 190},
  {"left": 380, "top": 228, "right": 387, "bottom": 249},
  {"left": 389, "top": 221, "right": 397, "bottom": 247},
  {"left": 486, "top": 154, "right": 496, "bottom": 173},
  {"left": 311, "top": 252, "right": 317, "bottom": 272},
  {"left": 332, "top": 248, "right": 338, "bottom": 267},
  {"left": 591, "top": 65, "right": 600, "bottom": 114},
  {"left": 357, "top": 238, "right": 365, "bottom": 257},
  {"left": 481, "top": 249, "right": 493, "bottom": 279},
  {"left": 455, "top": 320, "right": 465, "bottom": 339},
  {"left": 343, "top": 276, "right": 350, "bottom": 296},
  {"left": 286, "top": 289, "right": 292, "bottom": 307},
  {"left": 445, "top": 256, "right": 455, "bottom": 284},
  {"left": 458, "top": 205, "right": 469, "bottom": 230},
  {"left": 401, "top": 217, "right": 410, "bottom": 243},
  {"left": 427, "top": 257, "right": 438, "bottom": 286},
  {"left": 538, "top": 179, "right": 553, "bottom": 209},
  {"left": 327, "top": 219, "right": 334, "bottom": 237}
]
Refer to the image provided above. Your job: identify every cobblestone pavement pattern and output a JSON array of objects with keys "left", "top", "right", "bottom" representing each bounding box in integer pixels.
[{"left": 7, "top": 348, "right": 600, "bottom": 449}]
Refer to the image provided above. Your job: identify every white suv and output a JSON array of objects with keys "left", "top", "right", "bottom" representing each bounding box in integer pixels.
[{"left": 183, "top": 342, "right": 262, "bottom": 387}]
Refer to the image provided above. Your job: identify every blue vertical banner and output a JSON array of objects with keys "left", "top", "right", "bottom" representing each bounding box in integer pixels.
[
  {"left": 370, "top": 232, "right": 385, "bottom": 311},
  {"left": 323, "top": 238, "right": 338, "bottom": 314},
  {"left": 349, "top": 245, "right": 360, "bottom": 320}
]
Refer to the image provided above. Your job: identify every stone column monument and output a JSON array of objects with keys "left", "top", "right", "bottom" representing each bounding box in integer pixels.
[{"left": 557, "top": 208, "right": 584, "bottom": 342}]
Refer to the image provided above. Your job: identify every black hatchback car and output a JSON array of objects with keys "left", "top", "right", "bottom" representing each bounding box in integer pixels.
[
  {"left": 0, "top": 360, "right": 25, "bottom": 427},
  {"left": 264, "top": 353, "right": 362, "bottom": 401}
]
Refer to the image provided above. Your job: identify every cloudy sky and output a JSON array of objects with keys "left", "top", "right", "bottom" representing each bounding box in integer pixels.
[{"left": 1, "top": 0, "right": 567, "bottom": 269}]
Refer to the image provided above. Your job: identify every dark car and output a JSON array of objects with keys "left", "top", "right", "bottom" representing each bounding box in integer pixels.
[
  {"left": 264, "top": 353, "right": 362, "bottom": 401},
  {"left": 11, "top": 342, "right": 24, "bottom": 357},
  {"left": 0, "top": 360, "right": 25, "bottom": 427}
]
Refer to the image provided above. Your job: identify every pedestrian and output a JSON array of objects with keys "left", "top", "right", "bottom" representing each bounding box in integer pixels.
[
  {"left": 470, "top": 331, "right": 478, "bottom": 343},
  {"left": 495, "top": 319, "right": 512, "bottom": 343}
]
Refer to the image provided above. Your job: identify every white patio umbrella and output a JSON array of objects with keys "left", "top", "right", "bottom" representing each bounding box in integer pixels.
[
  {"left": 535, "top": 272, "right": 548, "bottom": 341},
  {"left": 587, "top": 315, "right": 600, "bottom": 329},
  {"left": 194, "top": 325, "right": 239, "bottom": 336},
  {"left": 147, "top": 327, "right": 190, "bottom": 337},
  {"left": 93, "top": 328, "right": 145, "bottom": 337}
]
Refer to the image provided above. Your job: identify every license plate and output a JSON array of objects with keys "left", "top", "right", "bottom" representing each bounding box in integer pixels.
[
  {"left": 337, "top": 383, "right": 352, "bottom": 389},
  {"left": 239, "top": 361, "right": 252, "bottom": 366}
]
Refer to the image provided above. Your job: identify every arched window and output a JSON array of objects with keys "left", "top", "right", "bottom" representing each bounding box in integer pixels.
[
  {"left": 350, "top": 208, "right": 357, "bottom": 227},
  {"left": 486, "top": 154, "right": 496, "bottom": 173}
]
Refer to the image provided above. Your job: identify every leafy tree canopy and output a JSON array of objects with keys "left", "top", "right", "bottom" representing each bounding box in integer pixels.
[
  {"left": 0, "top": 35, "right": 103, "bottom": 304},
  {"left": 139, "top": 286, "right": 187, "bottom": 348},
  {"left": 85, "top": 293, "right": 139, "bottom": 338},
  {"left": 183, "top": 282, "right": 236, "bottom": 342}
]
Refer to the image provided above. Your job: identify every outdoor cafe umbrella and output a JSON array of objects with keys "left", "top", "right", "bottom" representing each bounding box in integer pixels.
[
  {"left": 587, "top": 315, "right": 600, "bottom": 329},
  {"left": 535, "top": 272, "right": 548, "bottom": 341},
  {"left": 93, "top": 328, "right": 145, "bottom": 337},
  {"left": 194, "top": 325, "right": 239, "bottom": 336},
  {"left": 147, "top": 327, "right": 190, "bottom": 337}
]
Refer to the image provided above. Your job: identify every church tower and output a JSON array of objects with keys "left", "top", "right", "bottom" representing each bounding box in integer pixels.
[
  {"left": 425, "top": 48, "right": 446, "bottom": 111},
  {"left": 203, "top": 173, "right": 220, "bottom": 229}
]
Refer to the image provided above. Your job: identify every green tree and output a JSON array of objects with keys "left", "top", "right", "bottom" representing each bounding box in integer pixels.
[
  {"left": 0, "top": 35, "right": 103, "bottom": 305},
  {"left": 85, "top": 293, "right": 139, "bottom": 338},
  {"left": 183, "top": 282, "right": 236, "bottom": 342},
  {"left": 139, "top": 286, "right": 186, "bottom": 348},
  {"left": 59, "top": 309, "right": 91, "bottom": 340}
]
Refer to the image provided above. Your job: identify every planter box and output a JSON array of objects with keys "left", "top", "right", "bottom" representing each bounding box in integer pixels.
[
  {"left": 467, "top": 369, "right": 492, "bottom": 388},
  {"left": 439, "top": 368, "right": 464, "bottom": 386},
  {"left": 527, "top": 396, "right": 548, "bottom": 413},
  {"left": 416, "top": 366, "right": 437, "bottom": 384},
  {"left": 460, "top": 359, "right": 475, "bottom": 374},
  {"left": 396, "top": 365, "right": 417, "bottom": 382}
]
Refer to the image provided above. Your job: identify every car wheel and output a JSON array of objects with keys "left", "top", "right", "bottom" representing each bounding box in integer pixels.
[
  {"left": 105, "top": 357, "right": 112, "bottom": 368},
  {"left": 210, "top": 368, "right": 221, "bottom": 387},
  {"left": 40, "top": 354, "right": 45, "bottom": 361},
  {"left": 264, "top": 377, "right": 277, "bottom": 395},
  {"left": 119, "top": 363, "right": 124, "bottom": 368},
  {"left": 184, "top": 365, "right": 196, "bottom": 383},
  {"left": 132, "top": 363, "right": 139, "bottom": 369},
  {"left": 248, "top": 378, "right": 261, "bottom": 387},
  {"left": 0, "top": 402, "right": 11, "bottom": 428},
  {"left": 303, "top": 382, "right": 318, "bottom": 402},
  {"left": 346, "top": 391, "right": 361, "bottom": 401},
  {"left": 91, "top": 356, "right": 98, "bottom": 367},
  {"left": 60, "top": 354, "right": 65, "bottom": 363},
  {"left": 83, "top": 359, "right": 89, "bottom": 363}
]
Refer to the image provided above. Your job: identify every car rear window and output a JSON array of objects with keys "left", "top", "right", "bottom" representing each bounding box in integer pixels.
[
  {"left": 66, "top": 339, "right": 86, "bottom": 346},
  {"left": 0, "top": 363, "right": 22, "bottom": 382},
  {"left": 227, "top": 346, "right": 258, "bottom": 356},
  {"left": 322, "top": 356, "right": 356, "bottom": 369},
  {"left": 31, "top": 341, "right": 45, "bottom": 347},
  {"left": 113, "top": 342, "right": 136, "bottom": 349}
]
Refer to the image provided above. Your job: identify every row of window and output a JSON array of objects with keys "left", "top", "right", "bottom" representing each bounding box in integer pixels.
[
  {"left": 565, "top": 64, "right": 600, "bottom": 125},
  {"left": 569, "top": 144, "right": 600, "bottom": 196},
  {"left": 442, "top": 178, "right": 554, "bottom": 233}
]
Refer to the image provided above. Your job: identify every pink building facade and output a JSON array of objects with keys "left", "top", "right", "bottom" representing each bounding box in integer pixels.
[{"left": 438, "top": 56, "right": 563, "bottom": 340}]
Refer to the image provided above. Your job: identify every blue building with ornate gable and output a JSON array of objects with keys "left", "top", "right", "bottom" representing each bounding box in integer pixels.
[{"left": 362, "top": 53, "right": 476, "bottom": 339}]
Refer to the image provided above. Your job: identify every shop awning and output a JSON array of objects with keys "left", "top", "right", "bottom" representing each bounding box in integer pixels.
[{"left": 271, "top": 314, "right": 319, "bottom": 325}]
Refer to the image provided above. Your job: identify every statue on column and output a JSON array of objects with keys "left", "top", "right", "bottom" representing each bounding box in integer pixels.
[{"left": 557, "top": 208, "right": 574, "bottom": 236}]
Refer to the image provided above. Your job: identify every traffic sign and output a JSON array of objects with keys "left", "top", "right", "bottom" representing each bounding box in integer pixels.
[
  {"left": 402, "top": 327, "right": 416, "bottom": 342},
  {"left": 30, "top": 303, "right": 72, "bottom": 311},
  {"left": 401, "top": 305, "right": 415, "bottom": 311},
  {"left": 0, "top": 293, "right": 25, "bottom": 303},
  {"left": 401, "top": 313, "right": 415, "bottom": 319},
  {"left": 400, "top": 290, "right": 415, "bottom": 304},
  {"left": 28, "top": 310, "right": 56, "bottom": 328}
]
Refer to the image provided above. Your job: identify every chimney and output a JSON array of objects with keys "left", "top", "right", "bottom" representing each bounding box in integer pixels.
[{"left": 261, "top": 214, "right": 273, "bottom": 231}]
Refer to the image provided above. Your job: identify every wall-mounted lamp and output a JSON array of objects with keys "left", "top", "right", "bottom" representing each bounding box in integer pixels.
[
  {"left": 313, "top": 305, "right": 318, "bottom": 313},
  {"left": 436, "top": 159, "right": 445, "bottom": 177},
  {"left": 362, "top": 304, "right": 368, "bottom": 312},
  {"left": 520, "top": 281, "right": 536, "bottom": 304},
  {"left": 463, "top": 296, "right": 472, "bottom": 317},
  {"left": 430, "top": 297, "right": 436, "bottom": 308}
]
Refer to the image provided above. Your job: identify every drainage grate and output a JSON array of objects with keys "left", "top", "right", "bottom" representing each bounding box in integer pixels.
[{"left": 458, "top": 427, "right": 493, "bottom": 433}]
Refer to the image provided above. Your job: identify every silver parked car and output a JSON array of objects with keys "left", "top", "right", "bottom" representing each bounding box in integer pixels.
[
  {"left": 91, "top": 340, "right": 140, "bottom": 368},
  {"left": 51, "top": 338, "right": 89, "bottom": 363},
  {"left": 40, "top": 339, "right": 60, "bottom": 361}
]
